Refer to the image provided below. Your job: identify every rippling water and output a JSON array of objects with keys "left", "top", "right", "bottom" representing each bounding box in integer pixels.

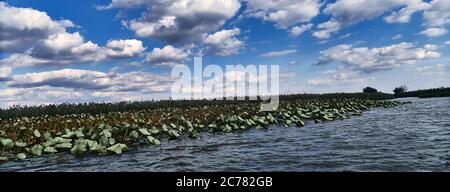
[{"left": 1, "top": 97, "right": 449, "bottom": 172}]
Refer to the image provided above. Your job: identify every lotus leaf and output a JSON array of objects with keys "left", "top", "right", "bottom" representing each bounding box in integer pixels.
[
  {"left": 71, "top": 143, "right": 87, "bottom": 155},
  {"left": 55, "top": 143, "right": 72, "bottom": 149},
  {"left": 107, "top": 143, "right": 127, "bottom": 154},
  {"left": 100, "top": 135, "right": 109, "bottom": 146},
  {"left": 31, "top": 144, "right": 43, "bottom": 156},
  {"left": 100, "top": 129, "right": 112, "bottom": 138},
  {"left": 33, "top": 129, "right": 41, "bottom": 138},
  {"left": 109, "top": 138, "right": 115, "bottom": 145},
  {"left": 43, "top": 132, "right": 53, "bottom": 140},
  {"left": 129, "top": 131, "right": 139, "bottom": 139},
  {"left": 89, "top": 143, "right": 106, "bottom": 153},
  {"left": 55, "top": 137, "right": 72, "bottom": 143},
  {"left": 62, "top": 131, "right": 75, "bottom": 139},
  {"left": 15, "top": 141, "right": 27, "bottom": 148},
  {"left": 16, "top": 153, "right": 26, "bottom": 160},
  {"left": 146, "top": 136, "right": 161, "bottom": 145},
  {"left": 168, "top": 130, "right": 180, "bottom": 139},
  {"left": 149, "top": 128, "right": 160, "bottom": 134},
  {"left": 75, "top": 130, "right": 85, "bottom": 138},
  {"left": 138, "top": 128, "right": 151, "bottom": 136},
  {"left": 44, "top": 147, "right": 58, "bottom": 153},
  {"left": 42, "top": 140, "right": 55, "bottom": 147},
  {"left": 162, "top": 124, "right": 169, "bottom": 132},
  {"left": 1, "top": 139, "right": 14, "bottom": 148}
]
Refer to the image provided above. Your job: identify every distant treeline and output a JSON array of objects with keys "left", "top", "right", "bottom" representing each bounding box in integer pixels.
[
  {"left": 395, "top": 87, "right": 450, "bottom": 98},
  {"left": 0, "top": 92, "right": 393, "bottom": 119}
]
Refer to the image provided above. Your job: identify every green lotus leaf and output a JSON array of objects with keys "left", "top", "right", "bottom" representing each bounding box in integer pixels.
[
  {"left": 323, "top": 116, "right": 333, "bottom": 121},
  {"left": 75, "top": 130, "right": 85, "bottom": 138},
  {"left": 186, "top": 121, "right": 193, "bottom": 128},
  {"left": 149, "top": 128, "right": 160, "bottom": 134},
  {"left": 1, "top": 139, "right": 14, "bottom": 148},
  {"left": 89, "top": 132, "right": 98, "bottom": 140},
  {"left": 98, "top": 123, "right": 105, "bottom": 129},
  {"left": 100, "top": 135, "right": 109, "bottom": 146},
  {"left": 299, "top": 114, "right": 310, "bottom": 119},
  {"left": 109, "top": 138, "right": 115, "bottom": 145},
  {"left": 42, "top": 140, "right": 55, "bottom": 147},
  {"left": 100, "top": 129, "right": 112, "bottom": 138},
  {"left": 0, "top": 156, "right": 8, "bottom": 161},
  {"left": 146, "top": 136, "right": 161, "bottom": 145},
  {"left": 44, "top": 146, "right": 58, "bottom": 153},
  {"left": 33, "top": 129, "right": 41, "bottom": 138},
  {"left": 222, "top": 124, "right": 232, "bottom": 132},
  {"left": 138, "top": 128, "right": 151, "bottom": 136},
  {"left": 70, "top": 143, "right": 87, "bottom": 155},
  {"left": 107, "top": 143, "right": 127, "bottom": 154},
  {"left": 15, "top": 141, "right": 27, "bottom": 148},
  {"left": 129, "top": 130, "right": 139, "bottom": 139},
  {"left": 89, "top": 143, "right": 106, "bottom": 153},
  {"left": 16, "top": 153, "right": 26, "bottom": 160},
  {"left": 55, "top": 143, "right": 72, "bottom": 149},
  {"left": 168, "top": 130, "right": 180, "bottom": 139},
  {"left": 54, "top": 137, "right": 72, "bottom": 143},
  {"left": 62, "top": 131, "right": 75, "bottom": 139},
  {"left": 170, "top": 123, "right": 177, "bottom": 128},
  {"left": 31, "top": 144, "right": 43, "bottom": 156},
  {"left": 43, "top": 132, "right": 53, "bottom": 140},
  {"left": 86, "top": 140, "right": 97, "bottom": 148},
  {"left": 75, "top": 138, "right": 89, "bottom": 145},
  {"left": 162, "top": 124, "right": 169, "bottom": 132}
]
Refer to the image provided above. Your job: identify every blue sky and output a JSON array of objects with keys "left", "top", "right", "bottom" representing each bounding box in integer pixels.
[{"left": 1, "top": 0, "right": 449, "bottom": 107}]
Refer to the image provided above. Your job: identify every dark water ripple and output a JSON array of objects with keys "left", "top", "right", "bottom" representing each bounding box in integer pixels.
[{"left": 1, "top": 97, "right": 449, "bottom": 172}]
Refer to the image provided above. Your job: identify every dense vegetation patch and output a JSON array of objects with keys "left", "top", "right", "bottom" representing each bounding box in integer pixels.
[
  {"left": 0, "top": 93, "right": 394, "bottom": 119},
  {"left": 394, "top": 87, "right": 450, "bottom": 98},
  {"left": 0, "top": 93, "right": 405, "bottom": 163}
]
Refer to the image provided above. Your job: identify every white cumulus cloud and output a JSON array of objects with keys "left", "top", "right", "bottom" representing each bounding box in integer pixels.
[
  {"left": 202, "top": 28, "right": 243, "bottom": 56},
  {"left": 418, "top": 27, "right": 448, "bottom": 37},
  {"left": 244, "top": 0, "right": 320, "bottom": 29},
  {"left": 145, "top": 45, "right": 189, "bottom": 67},
  {"left": 316, "top": 42, "right": 441, "bottom": 73}
]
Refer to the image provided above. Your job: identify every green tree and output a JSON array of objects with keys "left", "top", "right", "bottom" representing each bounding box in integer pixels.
[
  {"left": 393, "top": 85, "right": 407, "bottom": 95},
  {"left": 363, "top": 87, "right": 378, "bottom": 93}
]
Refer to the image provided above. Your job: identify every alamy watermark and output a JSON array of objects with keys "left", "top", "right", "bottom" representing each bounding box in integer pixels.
[{"left": 171, "top": 57, "right": 279, "bottom": 111}]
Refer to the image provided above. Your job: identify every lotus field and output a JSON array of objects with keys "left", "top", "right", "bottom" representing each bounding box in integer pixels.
[{"left": 0, "top": 94, "right": 408, "bottom": 163}]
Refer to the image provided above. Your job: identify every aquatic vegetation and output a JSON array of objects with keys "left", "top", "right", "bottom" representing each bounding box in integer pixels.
[{"left": 0, "top": 94, "right": 408, "bottom": 163}]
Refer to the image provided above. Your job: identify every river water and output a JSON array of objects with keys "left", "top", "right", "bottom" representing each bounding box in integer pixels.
[{"left": 1, "top": 97, "right": 449, "bottom": 172}]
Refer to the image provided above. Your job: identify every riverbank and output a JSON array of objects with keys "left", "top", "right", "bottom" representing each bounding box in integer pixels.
[
  {"left": 395, "top": 87, "right": 450, "bottom": 98},
  {"left": 1, "top": 93, "right": 405, "bottom": 163}
]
